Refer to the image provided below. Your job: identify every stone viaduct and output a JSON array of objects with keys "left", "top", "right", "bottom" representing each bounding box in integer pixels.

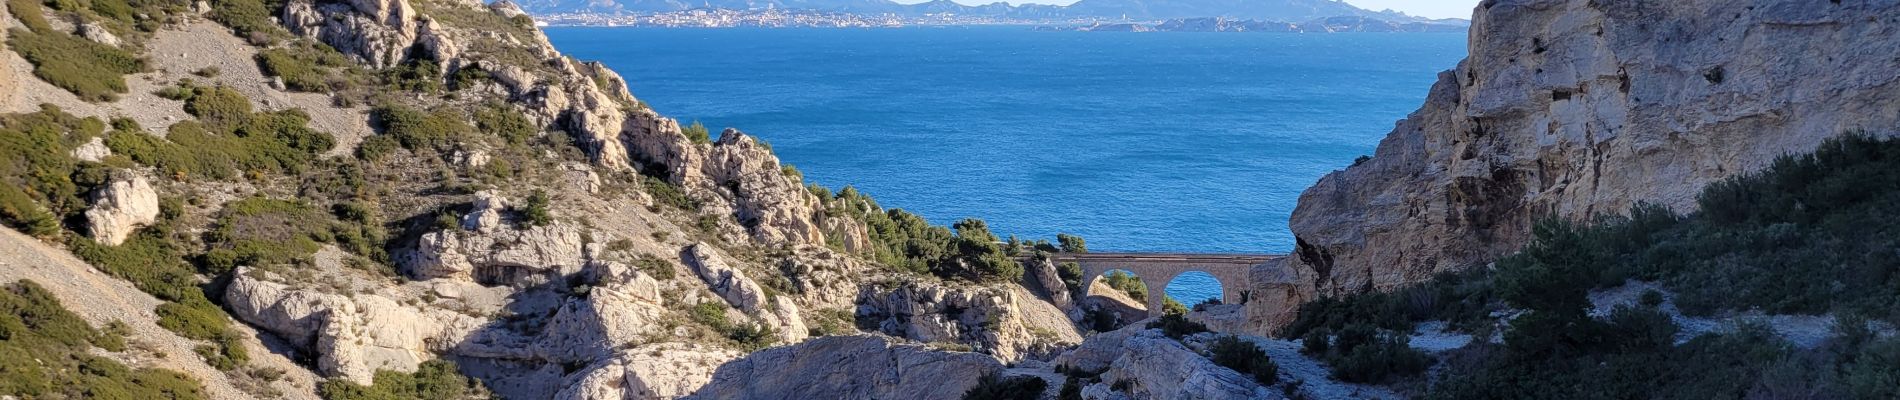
[{"left": 1044, "top": 252, "right": 1284, "bottom": 317}]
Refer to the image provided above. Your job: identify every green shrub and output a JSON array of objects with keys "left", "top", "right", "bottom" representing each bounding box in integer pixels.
[
  {"left": 207, "top": 0, "right": 285, "bottom": 42},
  {"left": 1056, "top": 233, "right": 1087, "bottom": 253},
  {"left": 683, "top": 121, "right": 711, "bottom": 144},
  {"left": 961, "top": 373, "right": 1047, "bottom": 400},
  {"left": 0, "top": 106, "right": 106, "bottom": 236},
  {"left": 7, "top": 0, "right": 50, "bottom": 32},
  {"left": 256, "top": 41, "right": 361, "bottom": 92},
  {"left": 372, "top": 104, "right": 469, "bottom": 152},
  {"left": 474, "top": 102, "right": 537, "bottom": 145},
  {"left": 6, "top": 28, "right": 144, "bottom": 102},
  {"left": 521, "top": 189, "right": 553, "bottom": 227},
  {"left": 382, "top": 58, "right": 442, "bottom": 93},
  {"left": 1147, "top": 313, "right": 1209, "bottom": 340},
  {"left": 109, "top": 85, "right": 333, "bottom": 180},
  {"left": 1102, "top": 270, "right": 1147, "bottom": 302},
  {"left": 1207, "top": 335, "right": 1277, "bottom": 386},
  {"left": 1161, "top": 296, "right": 1188, "bottom": 316},
  {"left": 317, "top": 360, "right": 488, "bottom": 400},
  {"left": 0, "top": 280, "right": 208, "bottom": 399},
  {"left": 631, "top": 253, "right": 676, "bottom": 280},
  {"left": 1056, "top": 261, "right": 1083, "bottom": 295}
]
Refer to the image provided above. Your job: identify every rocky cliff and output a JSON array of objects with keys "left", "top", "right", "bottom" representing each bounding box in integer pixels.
[{"left": 1246, "top": 0, "right": 1900, "bottom": 332}]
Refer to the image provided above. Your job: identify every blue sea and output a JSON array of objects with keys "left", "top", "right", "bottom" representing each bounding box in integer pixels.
[{"left": 544, "top": 27, "right": 1466, "bottom": 304}]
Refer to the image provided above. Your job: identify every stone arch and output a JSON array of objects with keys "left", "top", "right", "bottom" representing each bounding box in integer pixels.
[{"left": 1163, "top": 270, "right": 1227, "bottom": 309}]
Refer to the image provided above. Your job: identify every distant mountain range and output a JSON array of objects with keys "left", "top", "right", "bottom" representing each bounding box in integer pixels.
[{"left": 514, "top": 0, "right": 1467, "bottom": 23}]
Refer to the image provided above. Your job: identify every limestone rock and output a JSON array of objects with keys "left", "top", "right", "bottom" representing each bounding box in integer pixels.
[
  {"left": 1088, "top": 332, "right": 1278, "bottom": 399},
  {"left": 857, "top": 280, "right": 1079, "bottom": 362},
  {"left": 536, "top": 260, "right": 667, "bottom": 363},
  {"left": 404, "top": 213, "right": 588, "bottom": 285},
  {"left": 686, "top": 335, "right": 1003, "bottom": 400},
  {"left": 682, "top": 243, "right": 807, "bottom": 343},
  {"left": 71, "top": 137, "right": 111, "bottom": 163},
  {"left": 1249, "top": 0, "right": 1900, "bottom": 334},
  {"left": 1027, "top": 255, "right": 1074, "bottom": 310},
  {"left": 703, "top": 129, "right": 825, "bottom": 245},
  {"left": 83, "top": 173, "right": 159, "bottom": 246},
  {"left": 488, "top": 0, "right": 528, "bottom": 19},
  {"left": 555, "top": 344, "right": 740, "bottom": 400},
  {"left": 282, "top": 0, "right": 421, "bottom": 68},
  {"left": 224, "top": 268, "right": 490, "bottom": 384},
  {"left": 77, "top": 22, "right": 120, "bottom": 46}
]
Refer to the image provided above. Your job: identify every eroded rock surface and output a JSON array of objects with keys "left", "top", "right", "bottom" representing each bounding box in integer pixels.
[
  {"left": 687, "top": 335, "right": 1003, "bottom": 400},
  {"left": 1250, "top": 0, "right": 1900, "bottom": 333},
  {"left": 84, "top": 173, "right": 159, "bottom": 245}
]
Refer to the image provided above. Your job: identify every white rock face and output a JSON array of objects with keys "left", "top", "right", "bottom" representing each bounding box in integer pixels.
[
  {"left": 682, "top": 242, "right": 808, "bottom": 343},
  {"left": 536, "top": 260, "right": 667, "bottom": 363},
  {"left": 282, "top": 0, "right": 420, "bottom": 68},
  {"left": 555, "top": 344, "right": 740, "bottom": 400},
  {"left": 69, "top": 137, "right": 109, "bottom": 162},
  {"left": 403, "top": 194, "right": 588, "bottom": 284},
  {"left": 84, "top": 174, "right": 159, "bottom": 246},
  {"left": 1057, "top": 329, "right": 1279, "bottom": 400},
  {"left": 224, "top": 267, "right": 491, "bottom": 384},
  {"left": 77, "top": 22, "right": 121, "bottom": 46},
  {"left": 1250, "top": 0, "right": 1900, "bottom": 333},
  {"left": 702, "top": 129, "right": 825, "bottom": 245},
  {"left": 1027, "top": 256, "right": 1074, "bottom": 310},
  {"left": 685, "top": 335, "right": 1004, "bottom": 400},
  {"left": 857, "top": 280, "right": 1079, "bottom": 362}
]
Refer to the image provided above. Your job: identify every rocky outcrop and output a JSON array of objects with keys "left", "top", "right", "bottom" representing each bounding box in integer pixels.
[
  {"left": 84, "top": 173, "right": 159, "bottom": 246},
  {"left": 403, "top": 192, "right": 589, "bottom": 285},
  {"left": 683, "top": 242, "right": 808, "bottom": 343},
  {"left": 1250, "top": 0, "right": 1900, "bottom": 332},
  {"left": 71, "top": 137, "right": 110, "bottom": 162},
  {"left": 534, "top": 260, "right": 668, "bottom": 363},
  {"left": 1026, "top": 255, "right": 1073, "bottom": 309},
  {"left": 1056, "top": 328, "right": 1278, "bottom": 400},
  {"left": 77, "top": 22, "right": 121, "bottom": 46},
  {"left": 703, "top": 129, "right": 825, "bottom": 245},
  {"left": 857, "top": 280, "right": 1079, "bottom": 362},
  {"left": 282, "top": 0, "right": 423, "bottom": 68},
  {"left": 686, "top": 335, "right": 1003, "bottom": 400},
  {"left": 224, "top": 267, "right": 492, "bottom": 384},
  {"left": 556, "top": 343, "right": 741, "bottom": 400}
]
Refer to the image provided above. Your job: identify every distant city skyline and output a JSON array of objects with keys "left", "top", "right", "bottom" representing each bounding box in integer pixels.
[{"left": 884, "top": 0, "right": 1479, "bottom": 20}]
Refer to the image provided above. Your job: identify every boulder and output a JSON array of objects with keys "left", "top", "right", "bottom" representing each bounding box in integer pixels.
[
  {"left": 76, "top": 22, "right": 120, "bottom": 46},
  {"left": 555, "top": 344, "right": 741, "bottom": 400},
  {"left": 83, "top": 173, "right": 159, "bottom": 246},
  {"left": 682, "top": 243, "right": 807, "bottom": 343}
]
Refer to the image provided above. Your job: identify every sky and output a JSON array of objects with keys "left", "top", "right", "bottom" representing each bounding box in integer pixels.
[{"left": 888, "top": 0, "right": 1478, "bottom": 20}]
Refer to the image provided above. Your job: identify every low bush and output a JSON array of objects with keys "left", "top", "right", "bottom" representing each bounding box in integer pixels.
[
  {"left": 1207, "top": 335, "right": 1277, "bottom": 386},
  {"left": 1102, "top": 270, "right": 1147, "bottom": 302},
  {"left": 683, "top": 121, "right": 711, "bottom": 144},
  {"left": 961, "top": 372, "right": 1047, "bottom": 400},
  {"left": 109, "top": 85, "right": 333, "bottom": 180},
  {"left": 474, "top": 102, "right": 537, "bottom": 145},
  {"left": 6, "top": 28, "right": 145, "bottom": 102},
  {"left": 0, "top": 105, "right": 108, "bottom": 236},
  {"left": 0, "top": 280, "right": 208, "bottom": 399},
  {"left": 1056, "top": 233, "right": 1087, "bottom": 253},
  {"left": 520, "top": 189, "right": 553, "bottom": 227},
  {"left": 318, "top": 359, "right": 488, "bottom": 400},
  {"left": 1148, "top": 313, "right": 1209, "bottom": 340},
  {"left": 371, "top": 104, "right": 470, "bottom": 153},
  {"left": 256, "top": 41, "right": 361, "bottom": 92}
]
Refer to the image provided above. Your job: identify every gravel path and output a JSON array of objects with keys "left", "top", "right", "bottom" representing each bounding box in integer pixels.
[{"left": 1243, "top": 335, "right": 1404, "bottom": 400}]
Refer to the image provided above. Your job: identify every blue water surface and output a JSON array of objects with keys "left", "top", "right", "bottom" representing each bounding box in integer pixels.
[{"left": 543, "top": 27, "right": 1466, "bottom": 301}]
